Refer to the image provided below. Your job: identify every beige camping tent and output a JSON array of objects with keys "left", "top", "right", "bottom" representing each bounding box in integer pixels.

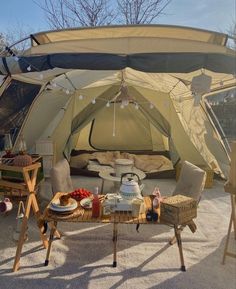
[{"left": 0, "top": 25, "right": 235, "bottom": 178}]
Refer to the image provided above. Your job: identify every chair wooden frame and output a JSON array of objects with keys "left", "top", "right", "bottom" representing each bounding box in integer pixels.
[{"left": 169, "top": 161, "right": 206, "bottom": 245}]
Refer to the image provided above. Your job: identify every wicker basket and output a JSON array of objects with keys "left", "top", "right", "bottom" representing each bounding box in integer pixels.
[{"left": 160, "top": 194, "right": 197, "bottom": 225}]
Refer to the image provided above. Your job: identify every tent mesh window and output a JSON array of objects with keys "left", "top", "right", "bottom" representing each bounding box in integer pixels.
[{"left": 0, "top": 80, "right": 41, "bottom": 144}]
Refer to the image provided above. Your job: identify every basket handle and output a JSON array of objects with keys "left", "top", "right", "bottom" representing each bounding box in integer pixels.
[{"left": 17, "top": 201, "right": 25, "bottom": 217}]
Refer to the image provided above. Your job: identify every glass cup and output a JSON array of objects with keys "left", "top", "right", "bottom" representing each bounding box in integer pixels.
[
  {"left": 4, "top": 134, "right": 13, "bottom": 155},
  {"left": 132, "top": 198, "right": 143, "bottom": 217}
]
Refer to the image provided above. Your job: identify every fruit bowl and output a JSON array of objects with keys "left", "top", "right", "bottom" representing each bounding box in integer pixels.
[{"left": 70, "top": 188, "right": 92, "bottom": 201}]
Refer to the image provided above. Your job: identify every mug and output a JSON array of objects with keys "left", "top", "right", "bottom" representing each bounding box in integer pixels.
[
  {"left": 132, "top": 199, "right": 144, "bottom": 217},
  {"left": 0, "top": 198, "right": 13, "bottom": 213}
]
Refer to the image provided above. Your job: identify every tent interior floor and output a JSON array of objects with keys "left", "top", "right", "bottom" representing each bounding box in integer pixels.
[{"left": 0, "top": 177, "right": 235, "bottom": 289}]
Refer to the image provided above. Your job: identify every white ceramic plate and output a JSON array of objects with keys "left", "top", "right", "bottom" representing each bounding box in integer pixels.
[
  {"left": 50, "top": 198, "right": 78, "bottom": 212},
  {"left": 80, "top": 197, "right": 92, "bottom": 209}
]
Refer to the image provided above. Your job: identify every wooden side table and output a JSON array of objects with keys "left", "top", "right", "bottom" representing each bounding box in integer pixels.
[
  {"left": 222, "top": 141, "right": 236, "bottom": 264},
  {"left": 0, "top": 162, "right": 48, "bottom": 272}
]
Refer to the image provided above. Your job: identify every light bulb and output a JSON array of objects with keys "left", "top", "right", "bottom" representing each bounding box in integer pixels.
[
  {"left": 79, "top": 94, "right": 83, "bottom": 100},
  {"left": 92, "top": 98, "right": 96, "bottom": 104},
  {"left": 14, "top": 56, "right": 19, "bottom": 61},
  {"left": 150, "top": 103, "right": 154, "bottom": 109},
  {"left": 123, "top": 99, "right": 129, "bottom": 106},
  {"left": 120, "top": 103, "right": 124, "bottom": 109},
  {"left": 65, "top": 89, "right": 70, "bottom": 95},
  {"left": 27, "top": 65, "right": 31, "bottom": 71},
  {"left": 135, "top": 103, "right": 139, "bottom": 110},
  {"left": 106, "top": 102, "right": 110, "bottom": 107}
]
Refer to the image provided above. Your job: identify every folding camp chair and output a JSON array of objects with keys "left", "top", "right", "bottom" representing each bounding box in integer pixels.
[
  {"left": 50, "top": 158, "right": 73, "bottom": 195},
  {"left": 169, "top": 160, "right": 206, "bottom": 244}
]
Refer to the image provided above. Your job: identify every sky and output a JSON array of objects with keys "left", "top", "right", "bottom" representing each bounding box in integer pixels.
[{"left": 0, "top": 0, "right": 235, "bottom": 38}]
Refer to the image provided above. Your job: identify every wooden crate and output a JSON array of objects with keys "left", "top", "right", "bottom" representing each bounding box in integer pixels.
[
  {"left": 160, "top": 194, "right": 197, "bottom": 225},
  {"left": 1, "top": 155, "right": 44, "bottom": 185},
  {"left": 175, "top": 162, "right": 214, "bottom": 188}
]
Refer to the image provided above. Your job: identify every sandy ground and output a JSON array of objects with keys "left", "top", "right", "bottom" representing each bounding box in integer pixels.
[{"left": 0, "top": 177, "right": 235, "bottom": 289}]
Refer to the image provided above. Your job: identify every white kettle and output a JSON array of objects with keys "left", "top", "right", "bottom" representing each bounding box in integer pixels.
[{"left": 119, "top": 173, "right": 143, "bottom": 200}]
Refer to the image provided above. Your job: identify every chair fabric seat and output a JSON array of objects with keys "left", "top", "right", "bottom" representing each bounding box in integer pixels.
[
  {"left": 173, "top": 161, "right": 206, "bottom": 201},
  {"left": 50, "top": 159, "right": 73, "bottom": 194}
]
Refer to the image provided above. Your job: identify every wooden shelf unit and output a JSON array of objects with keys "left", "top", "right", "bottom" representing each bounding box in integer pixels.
[{"left": 0, "top": 162, "right": 48, "bottom": 272}]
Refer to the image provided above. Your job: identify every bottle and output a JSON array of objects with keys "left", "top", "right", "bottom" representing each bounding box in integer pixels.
[
  {"left": 152, "top": 187, "right": 162, "bottom": 209},
  {"left": 92, "top": 187, "right": 100, "bottom": 218}
]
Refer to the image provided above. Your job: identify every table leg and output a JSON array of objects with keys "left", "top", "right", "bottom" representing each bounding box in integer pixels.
[
  {"left": 222, "top": 215, "right": 233, "bottom": 264},
  {"left": 174, "top": 224, "right": 186, "bottom": 272},
  {"left": 31, "top": 192, "right": 48, "bottom": 248},
  {"left": 169, "top": 225, "right": 187, "bottom": 245},
  {"left": 113, "top": 222, "right": 118, "bottom": 267},
  {"left": 45, "top": 221, "right": 57, "bottom": 266},
  {"left": 13, "top": 193, "right": 33, "bottom": 272},
  {"left": 230, "top": 194, "right": 236, "bottom": 240}
]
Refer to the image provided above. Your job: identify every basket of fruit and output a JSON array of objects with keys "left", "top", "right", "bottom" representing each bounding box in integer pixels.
[{"left": 70, "top": 188, "right": 92, "bottom": 201}]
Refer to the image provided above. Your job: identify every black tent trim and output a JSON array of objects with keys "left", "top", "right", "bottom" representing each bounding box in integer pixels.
[{"left": 0, "top": 52, "right": 235, "bottom": 75}]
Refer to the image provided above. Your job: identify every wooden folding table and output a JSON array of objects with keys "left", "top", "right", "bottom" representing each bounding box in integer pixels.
[{"left": 42, "top": 193, "right": 193, "bottom": 271}]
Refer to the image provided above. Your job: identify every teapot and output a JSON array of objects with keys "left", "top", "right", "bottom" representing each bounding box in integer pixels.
[{"left": 119, "top": 172, "right": 143, "bottom": 200}]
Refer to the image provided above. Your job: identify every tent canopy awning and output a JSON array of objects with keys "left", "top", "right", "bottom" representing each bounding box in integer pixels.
[{"left": 31, "top": 25, "right": 228, "bottom": 46}]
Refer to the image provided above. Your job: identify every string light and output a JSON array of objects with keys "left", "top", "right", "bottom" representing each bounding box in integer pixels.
[
  {"left": 5, "top": 46, "right": 45, "bottom": 79},
  {"left": 123, "top": 99, "right": 129, "bottom": 106},
  {"left": 4, "top": 46, "right": 184, "bottom": 112},
  {"left": 39, "top": 73, "right": 44, "bottom": 80}
]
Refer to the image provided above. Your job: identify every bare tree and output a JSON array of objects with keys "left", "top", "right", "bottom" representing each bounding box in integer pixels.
[
  {"left": 34, "top": 0, "right": 117, "bottom": 28},
  {"left": 117, "top": 0, "right": 171, "bottom": 24},
  {"left": 227, "top": 22, "right": 236, "bottom": 50},
  {"left": 1, "top": 22, "right": 36, "bottom": 57},
  {"left": 0, "top": 33, "right": 7, "bottom": 54}
]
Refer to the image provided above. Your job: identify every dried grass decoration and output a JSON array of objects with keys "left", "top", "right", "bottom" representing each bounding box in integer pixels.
[
  {"left": 13, "top": 154, "right": 32, "bottom": 166},
  {"left": 13, "top": 135, "right": 33, "bottom": 167}
]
